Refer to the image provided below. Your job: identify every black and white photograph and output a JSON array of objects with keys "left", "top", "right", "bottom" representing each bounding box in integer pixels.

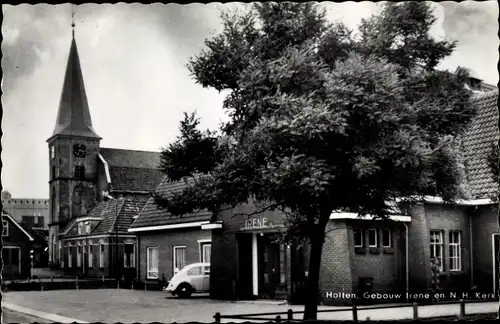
[{"left": 1, "top": 1, "right": 499, "bottom": 323}]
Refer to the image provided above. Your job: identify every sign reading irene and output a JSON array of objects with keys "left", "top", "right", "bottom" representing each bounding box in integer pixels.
[{"left": 244, "top": 217, "right": 271, "bottom": 229}]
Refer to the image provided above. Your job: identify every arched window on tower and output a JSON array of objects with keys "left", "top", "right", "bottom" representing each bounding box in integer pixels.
[
  {"left": 51, "top": 188, "right": 56, "bottom": 223},
  {"left": 74, "top": 165, "right": 85, "bottom": 180}
]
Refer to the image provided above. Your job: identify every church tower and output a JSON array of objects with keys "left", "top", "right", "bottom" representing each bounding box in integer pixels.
[{"left": 46, "top": 17, "right": 101, "bottom": 266}]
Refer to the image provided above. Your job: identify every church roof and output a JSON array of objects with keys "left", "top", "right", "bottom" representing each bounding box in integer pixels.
[
  {"left": 130, "top": 175, "right": 212, "bottom": 230},
  {"left": 48, "top": 36, "right": 100, "bottom": 142},
  {"left": 61, "top": 198, "right": 146, "bottom": 238},
  {"left": 99, "top": 148, "right": 164, "bottom": 193},
  {"left": 462, "top": 90, "right": 499, "bottom": 199}
]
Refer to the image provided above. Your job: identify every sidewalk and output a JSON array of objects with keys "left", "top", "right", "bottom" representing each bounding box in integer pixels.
[{"left": 2, "top": 302, "right": 88, "bottom": 324}]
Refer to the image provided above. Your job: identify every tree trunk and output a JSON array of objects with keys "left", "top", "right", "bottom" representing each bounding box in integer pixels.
[{"left": 303, "top": 229, "right": 326, "bottom": 320}]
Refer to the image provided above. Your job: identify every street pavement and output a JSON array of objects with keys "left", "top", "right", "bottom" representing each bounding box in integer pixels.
[
  {"left": 2, "top": 289, "right": 498, "bottom": 323},
  {"left": 2, "top": 308, "right": 51, "bottom": 323}
]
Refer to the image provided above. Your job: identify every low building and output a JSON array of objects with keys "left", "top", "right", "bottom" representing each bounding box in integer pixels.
[
  {"left": 1, "top": 191, "right": 49, "bottom": 230},
  {"left": 59, "top": 198, "right": 145, "bottom": 279},
  {"left": 207, "top": 89, "right": 499, "bottom": 305},
  {"left": 129, "top": 176, "right": 213, "bottom": 286},
  {"left": 2, "top": 212, "right": 35, "bottom": 279}
]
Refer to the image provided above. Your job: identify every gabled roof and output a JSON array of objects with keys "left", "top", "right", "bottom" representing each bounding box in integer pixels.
[
  {"left": 27, "top": 228, "right": 49, "bottom": 245},
  {"left": 99, "top": 148, "right": 161, "bottom": 169},
  {"left": 98, "top": 148, "right": 164, "bottom": 193},
  {"left": 48, "top": 36, "right": 100, "bottom": 142},
  {"left": 2, "top": 212, "right": 34, "bottom": 241},
  {"left": 108, "top": 166, "right": 165, "bottom": 193},
  {"left": 462, "top": 90, "right": 499, "bottom": 199},
  {"left": 61, "top": 198, "right": 146, "bottom": 238},
  {"left": 129, "top": 175, "right": 212, "bottom": 230}
]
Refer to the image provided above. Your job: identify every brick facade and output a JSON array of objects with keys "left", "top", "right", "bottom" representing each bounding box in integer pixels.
[
  {"left": 471, "top": 205, "right": 499, "bottom": 293},
  {"left": 136, "top": 229, "right": 211, "bottom": 284},
  {"left": 209, "top": 200, "right": 499, "bottom": 305},
  {"left": 62, "top": 236, "right": 137, "bottom": 279}
]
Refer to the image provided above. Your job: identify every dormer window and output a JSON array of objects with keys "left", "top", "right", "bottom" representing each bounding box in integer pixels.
[
  {"left": 85, "top": 221, "right": 91, "bottom": 234},
  {"left": 78, "top": 222, "right": 84, "bottom": 235},
  {"left": 74, "top": 165, "right": 85, "bottom": 180},
  {"left": 2, "top": 220, "right": 8, "bottom": 237}
]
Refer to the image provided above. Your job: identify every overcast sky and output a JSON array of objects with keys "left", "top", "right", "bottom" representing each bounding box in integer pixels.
[{"left": 2, "top": 1, "right": 498, "bottom": 198}]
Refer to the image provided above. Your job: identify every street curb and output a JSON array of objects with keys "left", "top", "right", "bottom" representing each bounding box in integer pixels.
[
  {"left": 234, "top": 300, "right": 288, "bottom": 306},
  {"left": 2, "top": 302, "right": 89, "bottom": 324}
]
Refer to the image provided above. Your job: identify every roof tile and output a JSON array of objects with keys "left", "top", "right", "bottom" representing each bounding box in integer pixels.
[
  {"left": 62, "top": 198, "right": 146, "bottom": 238},
  {"left": 130, "top": 176, "right": 212, "bottom": 229},
  {"left": 462, "top": 90, "right": 499, "bottom": 199}
]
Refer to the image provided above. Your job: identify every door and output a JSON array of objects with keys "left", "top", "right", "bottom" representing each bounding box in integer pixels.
[{"left": 259, "top": 236, "right": 287, "bottom": 299}]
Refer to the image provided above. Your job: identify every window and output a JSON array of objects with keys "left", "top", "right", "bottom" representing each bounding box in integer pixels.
[
  {"left": 77, "top": 245, "right": 82, "bottom": 267},
  {"left": 353, "top": 228, "right": 363, "bottom": 247},
  {"left": 2, "top": 220, "right": 9, "bottom": 236},
  {"left": 187, "top": 266, "right": 202, "bottom": 276},
  {"left": 38, "top": 216, "right": 45, "bottom": 228},
  {"left": 368, "top": 229, "right": 378, "bottom": 247},
  {"left": 68, "top": 247, "right": 73, "bottom": 268},
  {"left": 74, "top": 165, "right": 85, "bottom": 179},
  {"left": 199, "top": 242, "right": 211, "bottom": 264},
  {"left": 430, "top": 230, "right": 444, "bottom": 271},
  {"left": 449, "top": 231, "right": 461, "bottom": 271},
  {"left": 382, "top": 229, "right": 392, "bottom": 248},
  {"left": 124, "top": 244, "right": 135, "bottom": 268},
  {"left": 88, "top": 245, "right": 93, "bottom": 268},
  {"left": 147, "top": 247, "right": 159, "bottom": 279},
  {"left": 59, "top": 241, "right": 63, "bottom": 267},
  {"left": 2, "top": 247, "right": 20, "bottom": 267},
  {"left": 50, "top": 145, "right": 55, "bottom": 159},
  {"left": 78, "top": 223, "right": 84, "bottom": 235},
  {"left": 99, "top": 244, "right": 104, "bottom": 268},
  {"left": 84, "top": 221, "right": 90, "bottom": 234},
  {"left": 51, "top": 191, "right": 56, "bottom": 222},
  {"left": 173, "top": 246, "right": 186, "bottom": 274}
]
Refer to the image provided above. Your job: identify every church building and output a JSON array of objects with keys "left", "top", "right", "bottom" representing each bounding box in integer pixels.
[{"left": 46, "top": 27, "right": 164, "bottom": 278}]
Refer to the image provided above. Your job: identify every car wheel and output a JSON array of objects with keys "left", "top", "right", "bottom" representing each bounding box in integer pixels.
[{"left": 176, "top": 283, "right": 193, "bottom": 298}]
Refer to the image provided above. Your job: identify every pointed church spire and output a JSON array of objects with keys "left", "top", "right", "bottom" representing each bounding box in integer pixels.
[
  {"left": 71, "top": 8, "right": 75, "bottom": 39},
  {"left": 48, "top": 9, "right": 101, "bottom": 142}
]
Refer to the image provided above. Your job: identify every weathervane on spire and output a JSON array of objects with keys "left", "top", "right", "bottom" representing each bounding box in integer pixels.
[{"left": 71, "top": 5, "right": 75, "bottom": 38}]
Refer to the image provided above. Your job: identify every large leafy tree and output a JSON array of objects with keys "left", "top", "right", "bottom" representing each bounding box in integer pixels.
[{"left": 157, "top": 2, "right": 475, "bottom": 319}]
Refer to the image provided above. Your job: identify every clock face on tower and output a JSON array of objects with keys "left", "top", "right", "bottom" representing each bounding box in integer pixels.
[{"left": 73, "top": 144, "right": 87, "bottom": 158}]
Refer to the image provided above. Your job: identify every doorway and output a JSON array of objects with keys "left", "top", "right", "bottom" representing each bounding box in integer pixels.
[{"left": 258, "top": 235, "right": 287, "bottom": 299}]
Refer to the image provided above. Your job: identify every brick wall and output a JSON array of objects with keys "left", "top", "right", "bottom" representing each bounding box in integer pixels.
[
  {"left": 319, "top": 220, "right": 352, "bottom": 305},
  {"left": 210, "top": 228, "right": 239, "bottom": 299},
  {"left": 424, "top": 204, "right": 472, "bottom": 292},
  {"left": 407, "top": 203, "right": 432, "bottom": 292},
  {"left": 471, "top": 205, "right": 499, "bottom": 294},
  {"left": 137, "top": 229, "right": 211, "bottom": 283},
  {"left": 348, "top": 220, "right": 404, "bottom": 294},
  {"left": 63, "top": 237, "right": 136, "bottom": 278}
]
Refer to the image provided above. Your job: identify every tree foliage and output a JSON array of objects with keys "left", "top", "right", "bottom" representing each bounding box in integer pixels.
[{"left": 158, "top": 2, "right": 475, "bottom": 319}]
